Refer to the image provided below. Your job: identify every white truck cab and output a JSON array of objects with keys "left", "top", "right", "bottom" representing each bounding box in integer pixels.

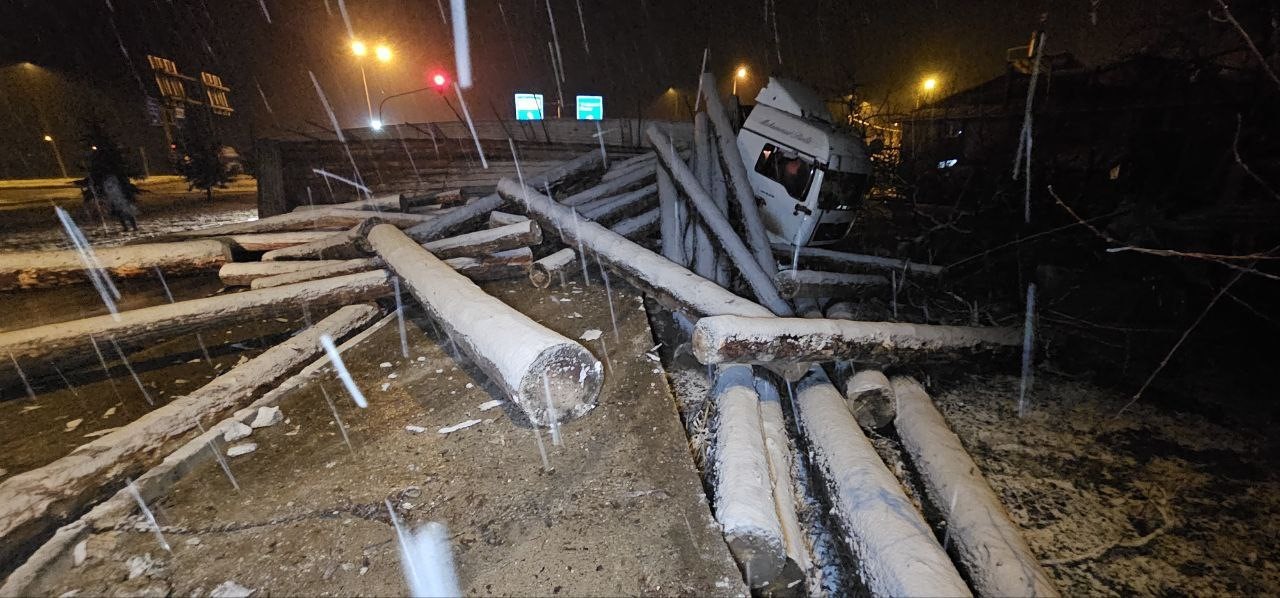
[{"left": 737, "top": 77, "right": 872, "bottom": 246}]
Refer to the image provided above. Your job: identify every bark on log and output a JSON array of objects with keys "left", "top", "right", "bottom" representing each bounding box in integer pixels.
[
  {"left": 496, "top": 179, "right": 774, "bottom": 319},
  {"left": 893, "top": 376, "right": 1058, "bottom": 596},
  {"left": 0, "top": 240, "right": 232, "bottom": 291},
  {"left": 421, "top": 220, "right": 542, "bottom": 259},
  {"left": 845, "top": 369, "right": 895, "bottom": 430},
  {"left": 578, "top": 184, "right": 658, "bottom": 224},
  {"left": 825, "top": 301, "right": 856, "bottom": 319},
  {"left": 793, "top": 367, "right": 971, "bottom": 596},
  {"left": 609, "top": 207, "right": 660, "bottom": 241},
  {"left": 701, "top": 73, "right": 776, "bottom": 277},
  {"left": 488, "top": 211, "right": 528, "bottom": 228},
  {"left": 260, "top": 218, "right": 382, "bottom": 261},
  {"left": 0, "top": 270, "right": 393, "bottom": 386},
  {"left": 293, "top": 193, "right": 402, "bottom": 212},
  {"left": 251, "top": 258, "right": 382, "bottom": 289},
  {"left": 774, "top": 270, "right": 890, "bottom": 299},
  {"left": 218, "top": 260, "right": 351, "bottom": 286},
  {"left": 711, "top": 365, "right": 786, "bottom": 588},
  {"left": 793, "top": 297, "right": 824, "bottom": 318},
  {"left": 657, "top": 167, "right": 686, "bottom": 265},
  {"left": 754, "top": 375, "right": 812, "bottom": 586},
  {"left": 599, "top": 152, "right": 655, "bottom": 181},
  {"left": 405, "top": 150, "right": 604, "bottom": 242},
  {"left": 368, "top": 224, "right": 600, "bottom": 425},
  {"left": 0, "top": 304, "right": 382, "bottom": 567},
  {"left": 560, "top": 163, "right": 654, "bottom": 207},
  {"left": 444, "top": 247, "right": 533, "bottom": 281},
  {"left": 223, "top": 231, "right": 338, "bottom": 252},
  {"left": 175, "top": 207, "right": 428, "bottom": 237},
  {"left": 647, "top": 125, "right": 793, "bottom": 317},
  {"left": 692, "top": 315, "right": 1022, "bottom": 367},
  {"left": 529, "top": 248, "right": 577, "bottom": 289},
  {"left": 691, "top": 114, "right": 718, "bottom": 282},
  {"left": 771, "top": 244, "right": 945, "bottom": 277}
]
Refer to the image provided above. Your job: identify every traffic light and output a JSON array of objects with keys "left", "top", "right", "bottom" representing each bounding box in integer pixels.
[{"left": 430, "top": 71, "right": 449, "bottom": 92}]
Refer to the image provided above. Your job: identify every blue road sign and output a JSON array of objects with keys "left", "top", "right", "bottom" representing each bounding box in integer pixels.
[
  {"left": 576, "top": 95, "right": 604, "bottom": 120},
  {"left": 514, "top": 93, "right": 544, "bottom": 121}
]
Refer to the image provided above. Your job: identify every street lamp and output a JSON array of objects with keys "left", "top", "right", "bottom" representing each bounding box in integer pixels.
[
  {"left": 921, "top": 76, "right": 938, "bottom": 92},
  {"left": 42, "top": 135, "right": 68, "bottom": 179},
  {"left": 733, "top": 66, "right": 749, "bottom": 96},
  {"left": 351, "top": 39, "right": 392, "bottom": 128}
]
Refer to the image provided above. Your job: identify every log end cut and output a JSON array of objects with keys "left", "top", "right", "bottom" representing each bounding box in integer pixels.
[{"left": 518, "top": 344, "right": 603, "bottom": 426}]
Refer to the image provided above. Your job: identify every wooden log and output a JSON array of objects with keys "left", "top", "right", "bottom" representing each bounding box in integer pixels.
[
  {"left": 892, "top": 376, "right": 1058, "bottom": 596},
  {"left": 825, "top": 300, "right": 856, "bottom": 319},
  {"left": 754, "top": 375, "right": 812, "bottom": 586},
  {"left": 421, "top": 220, "right": 542, "bottom": 259},
  {"left": 0, "top": 270, "right": 393, "bottom": 386},
  {"left": 251, "top": 258, "right": 382, "bottom": 289},
  {"left": 488, "top": 211, "right": 528, "bottom": 228},
  {"left": 496, "top": 179, "right": 774, "bottom": 319},
  {"left": 711, "top": 365, "right": 786, "bottom": 587},
  {"left": 0, "top": 240, "right": 231, "bottom": 291},
  {"left": 369, "top": 225, "right": 599, "bottom": 425},
  {"left": 528, "top": 248, "right": 577, "bottom": 289},
  {"left": 578, "top": 183, "right": 658, "bottom": 224},
  {"left": 610, "top": 207, "right": 660, "bottom": 241},
  {"left": 647, "top": 125, "right": 793, "bottom": 317},
  {"left": 175, "top": 207, "right": 428, "bottom": 237},
  {"left": 701, "top": 73, "right": 777, "bottom": 277},
  {"left": 218, "top": 260, "right": 351, "bottom": 286},
  {"left": 692, "top": 315, "right": 1022, "bottom": 367},
  {"left": 793, "top": 368, "right": 970, "bottom": 596},
  {"left": 771, "top": 244, "right": 945, "bottom": 277},
  {"left": 560, "top": 163, "right": 654, "bottom": 207},
  {"left": 292, "top": 193, "right": 402, "bottom": 212},
  {"left": 845, "top": 369, "right": 895, "bottom": 429},
  {"left": 444, "top": 247, "right": 533, "bottom": 281},
  {"left": 0, "top": 304, "right": 382, "bottom": 567},
  {"left": 774, "top": 270, "right": 890, "bottom": 299},
  {"left": 223, "top": 231, "right": 338, "bottom": 252},
  {"left": 599, "top": 152, "right": 655, "bottom": 181},
  {"left": 657, "top": 167, "right": 686, "bottom": 265},
  {"left": 405, "top": 150, "right": 604, "bottom": 242},
  {"left": 260, "top": 218, "right": 382, "bottom": 261}
]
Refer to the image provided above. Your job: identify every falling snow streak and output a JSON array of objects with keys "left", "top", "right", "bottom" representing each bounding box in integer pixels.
[
  {"left": 594, "top": 121, "right": 608, "bottom": 169},
  {"left": 570, "top": 207, "right": 591, "bottom": 286},
  {"left": 125, "top": 480, "right": 171, "bottom": 552},
  {"left": 89, "top": 334, "right": 124, "bottom": 402},
  {"left": 1017, "top": 283, "right": 1037, "bottom": 417},
  {"left": 256, "top": 0, "right": 272, "bottom": 23},
  {"left": 55, "top": 207, "right": 121, "bottom": 318},
  {"left": 337, "top": 0, "right": 355, "bottom": 39},
  {"left": 533, "top": 425, "right": 550, "bottom": 470},
  {"left": 8, "top": 352, "right": 37, "bottom": 401},
  {"left": 452, "top": 82, "right": 488, "bottom": 169},
  {"left": 546, "top": 0, "right": 566, "bottom": 83},
  {"left": 195, "top": 421, "right": 240, "bottom": 491},
  {"left": 450, "top": 0, "right": 472, "bottom": 88},
  {"left": 110, "top": 337, "right": 153, "bottom": 405},
  {"left": 694, "top": 47, "right": 709, "bottom": 112},
  {"left": 308, "top": 71, "right": 347, "bottom": 144},
  {"left": 508, "top": 138, "right": 531, "bottom": 210},
  {"left": 255, "top": 80, "right": 274, "bottom": 115},
  {"left": 547, "top": 42, "right": 566, "bottom": 113},
  {"left": 393, "top": 277, "right": 410, "bottom": 358},
  {"left": 320, "top": 385, "right": 355, "bottom": 453},
  {"left": 320, "top": 333, "right": 367, "bottom": 408},
  {"left": 575, "top": 0, "right": 590, "bottom": 55},
  {"left": 542, "top": 372, "right": 562, "bottom": 446},
  {"left": 388, "top": 514, "right": 461, "bottom": 598},
  {"left": 596, "top": 254, "right": 620, "bottom": 342},
  {"left": 312, "top": 168, "right": 372, "bottom": 195},
  {"left": 767, "top": 0, "right": 783, "bottom": 64},
  {"left": 394, "top": 125, "right": 421, "bottom": 182},
  {"left": 1013, "top": 32, "right": 1045, "bottom": 224}
]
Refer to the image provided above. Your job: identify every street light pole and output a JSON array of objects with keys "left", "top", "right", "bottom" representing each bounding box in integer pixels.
[
  {"left": 43, "top": 135, "right": 68, "bottom": 179},
  {"left": 733, "top": 66, "right": 748, "bottom": 97},
  {"left": 360, "top": 65, "right": 373, "bottom": 125}
]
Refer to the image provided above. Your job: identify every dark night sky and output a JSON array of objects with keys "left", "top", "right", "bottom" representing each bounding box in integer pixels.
[{"left": 0, "top": 0, "right": 1218, "bottom": 175}]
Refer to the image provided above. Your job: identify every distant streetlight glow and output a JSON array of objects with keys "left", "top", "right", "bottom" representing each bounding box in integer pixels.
[
  {"left": 921, "top": 76, "right": 938, "bottom": 92},
  {"left": 375, "top": 44, "right": 392, "bottom": 63},
  {"left": 370, "top": 118, "right": 383, "bottom": 130},
  {"left": 42, "top": 135, "right": 52, "bottom": 142},
  {"left": 733, "top": 66, "right": 749, "bottom": 96},
  {"left": 351, "top": 40, "right": 367, "bottom": 56},
  {"left": 736, "top": 66, "right": 748, "bottom": 79},
  {"left": 42, "top": 135, "right": 68, "bottom": 178}
]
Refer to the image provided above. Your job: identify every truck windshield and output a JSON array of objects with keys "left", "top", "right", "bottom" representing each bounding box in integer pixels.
[
  {"left": 817, "top": 170, "right": 869, "bottom": 211},
  {"left": 754, "top": 144, "right": 815, "bottom": 200}
]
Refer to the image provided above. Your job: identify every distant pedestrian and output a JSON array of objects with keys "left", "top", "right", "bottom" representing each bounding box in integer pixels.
[{"left": 101, "top": 175, "right": 138, "bottom": 231}]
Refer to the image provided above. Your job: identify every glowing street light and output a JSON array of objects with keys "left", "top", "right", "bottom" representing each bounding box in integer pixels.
[
  {"left": 374, "top": 44, "right": 392, "bottom": 63},
  {"left": 42, "top": 134, "right": 68, "bottom": 179},
  {"left": 351, "top": 40, "right": 367, "bottom": 57},
  {"left": 370, "top": 118, "right": 383, "bottom": 130},
  {"left": 733, "top": 65, "right": 749, "bottom": 96},
  {"left": 350, "top": 38, "right": 393, "bottom": 129},
  {"left": 921, "top": 76, "right": 938, "bottom": 92}
]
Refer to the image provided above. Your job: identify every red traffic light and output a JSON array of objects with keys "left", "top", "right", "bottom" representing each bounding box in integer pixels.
[{"left": 430, "top": 72, "right": 448, "bottom": 89}]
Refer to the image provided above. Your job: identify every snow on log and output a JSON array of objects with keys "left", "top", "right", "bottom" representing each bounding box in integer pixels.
[
  {"left": 292, "top": 193, "right": 402, "bottom": 212},
  {"left": 793, "top": 367, "right": 971, "bottom": 596},
  {"left": 0, "top": 304, "right": 382, "bottom": 567},
  {"left": 701, "top": 73, "right": 776, "bottom": 276},
  {"left": 496, "top": 179, "right": 774, "bottom": 319},
  {"left": 711, "top": 365, "right": 786, "bottom": 588},
  {"left": 223, "top": 231, "right": 338, "bottom": 252},
  {"left": 261, "top": 218, "right": 382, "bottom": 261},
  {"left": 488, "top": 211, "right": 528, "bottom": 228},
  {"left": 0, "top": 270, "right": 393, "bottom": 386},
  {"left": 578, "top": 183, "right": 658, "bottom": 223},
  {"left": 0, "top": 240, "right": 231, "bottom": 291},
  {"left": 560, "top": 163, "right": 654, "bottom": 207},
  {"left": 844, "top": 369, "right": 895, "bottom": 430},
  {"left": 251, "top": 258, "right": 382, "bottom": 289},
  {"left": 406, "top": 150, "right": 604, "bottom": 242},
  {"left": 421, "top": 220, "right": 542, "bottom": 259},
  {"left": 218, "top": 260, "right": 351, "bottom": 286},
  {"left": 599, "top": 152, "right": 655, "bottom": 181},
  {"left": 690, "top": 114, "right": 718, "bottom": 282},
  {"left": 444, "top": 247, "right": 534, "bottom": 281},
  {"left": 609, "top": 207, "right": 660, "bottom": 241},
  {"left": 771, "top": 244, "right": 945, "bottom": 277},
  {"left": 692, "top": 315, "right": 1022, "bottom": 367},
  {"left": 529, "top": 248, "right": 577, "bottom": 289},
  {"left": 647, "top": 125, "right": 793, "bottom": 317},
  {"left": 368, "top": 224, "right": 600, "bottom": 425},
  {"left": 774, "top": 269, "right": 890, "bottom": 299},
  {"left": 657, "top": 166, "right": 686, "bottom": 265},
  {"left": 892, "top": 376, "right": 1058, "bottom": 596},
  {"left": 175, "top": 207, "right": 429, "bottom": 237},
  {"left": 754, "top": 375, "right": 811, "bottom": 585}
]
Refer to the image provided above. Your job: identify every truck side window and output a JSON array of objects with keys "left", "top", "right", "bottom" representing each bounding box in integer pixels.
[{"left": 754, "top": 143, "right": 814, "bottom": 200}]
